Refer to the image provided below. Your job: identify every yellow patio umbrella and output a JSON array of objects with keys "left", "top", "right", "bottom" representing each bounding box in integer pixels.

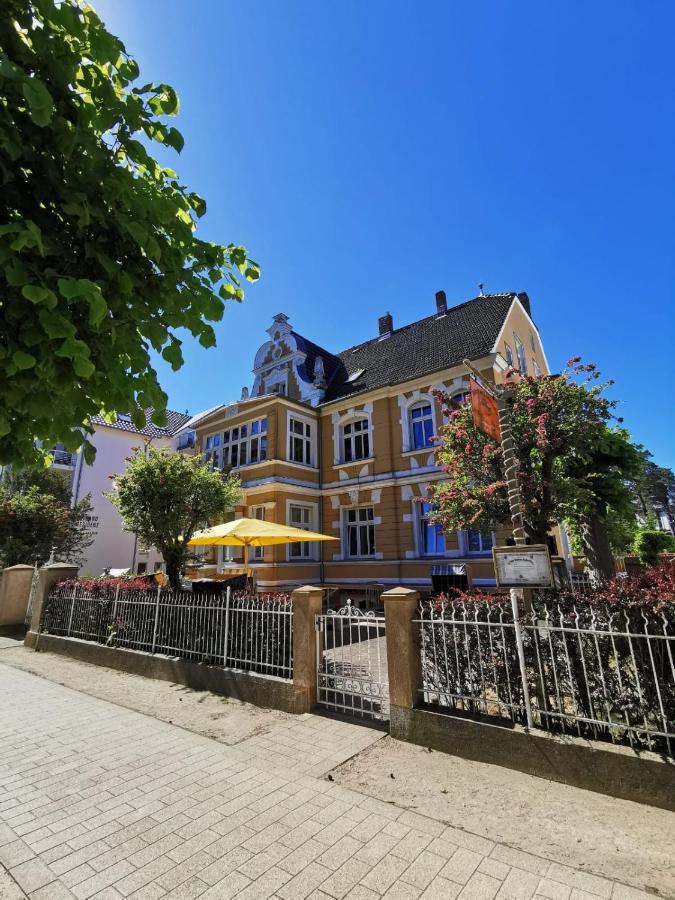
[
  {"left": 188, "top": 517, "right": 338, "bottom": 548},
  {"left": 187, "top": 517, "right": 338, "bottom": 589}
]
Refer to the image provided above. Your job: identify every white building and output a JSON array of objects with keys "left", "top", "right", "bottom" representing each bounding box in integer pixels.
[{"left": 51, "top": 410, "right": 192, "bottom": 576}]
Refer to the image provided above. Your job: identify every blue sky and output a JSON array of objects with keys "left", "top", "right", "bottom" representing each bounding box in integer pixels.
[{"left": 95, "top": 1, "right": 675, "bottom": 469}]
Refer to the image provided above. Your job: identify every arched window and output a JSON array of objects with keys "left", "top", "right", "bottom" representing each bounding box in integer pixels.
[
  {"left": 341, "top": 418, "right": 371, "bottom": 462},
  {"left": 409, "top": 402, "right": 434, "bottom": 449}
]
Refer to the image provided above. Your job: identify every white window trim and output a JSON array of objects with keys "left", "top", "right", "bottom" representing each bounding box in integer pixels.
[
  {"left": 264, "top": 366, "right": 288, "bottom": 396},
  {"left": 504, "top": 342, "right": 514, "bottom": 368},
  {"left": 250, "top": 506, "right": 265, "bottom": 561},
  {"left": 286, "top": 410, "right": 316, "bottom": 468},
  {"left": 223, "top": 417, "right": 268, "bottom": 470},
  {"left": 336, "top": 414, "right": 373, "bottom": 465},
  {"left": 458, "top": 529, "right": 495, "bottom": 556},
  {"left": 342, "top": 506, "right": 377, "bottom": 560},
  {"left": 514, "top": 332, "right": 528, "bottom": 374},
  {"left": 202, "top": 432, "right": 222, "bottom": 471},
  {"left": 402, "top": 394, "right": 437, "bottom": 453},
  {"left": 416, "top": 502, "right": 446, "bottom": 558},
  {"left": 286, "top": 499, "right": 319, "bottom": 561}
]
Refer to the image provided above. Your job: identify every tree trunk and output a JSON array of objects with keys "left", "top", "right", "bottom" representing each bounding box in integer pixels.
[
  {"left": 163, "top": 546, "right": 184, "bottom": 593},
  {"left": 579, "top": 513, "right": 615, "bottom": 586}
]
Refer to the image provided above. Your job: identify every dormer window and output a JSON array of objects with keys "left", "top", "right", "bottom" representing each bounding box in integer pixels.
[{"left": 346, "top": 368, "right": 365, "bottom": 384}]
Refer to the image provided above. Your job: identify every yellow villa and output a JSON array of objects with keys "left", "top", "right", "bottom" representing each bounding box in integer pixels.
[{"left": 182, "top": 290, "right": 558, "bottom": 595}]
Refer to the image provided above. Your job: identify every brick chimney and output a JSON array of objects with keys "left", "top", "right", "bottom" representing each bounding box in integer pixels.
[
  {"left": 378, "top": 312, "right": 393, "bottom": 337},
  {"left": 435, "top": 290, "right": 447, "bottom": 315}
]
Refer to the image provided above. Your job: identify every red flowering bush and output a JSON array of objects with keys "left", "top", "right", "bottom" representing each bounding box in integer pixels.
[{"left": 430, "top": 560, "right": 675, "bottom": 614}]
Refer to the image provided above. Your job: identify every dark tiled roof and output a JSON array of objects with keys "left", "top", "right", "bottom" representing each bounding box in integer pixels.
[
  {"left": 321, "top": 293, "right": 521, "bottom": 402},
  {"left": 89, "top": 408, "right": 191, "bottom": 438}
]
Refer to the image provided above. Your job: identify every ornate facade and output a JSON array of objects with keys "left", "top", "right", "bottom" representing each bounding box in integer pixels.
[{"left": 188, "top": 291, "right": 552, "bottom": 591}]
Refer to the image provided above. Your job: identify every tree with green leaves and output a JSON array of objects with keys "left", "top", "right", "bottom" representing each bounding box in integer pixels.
[
  {"left": 106, "top": 448, "right": 240, "bottom": 592},
  {"left": 429, "top": 360, "right": 645, "bottom": 584},
  {"left": 0, "top": 467, "right": 95, "bottom": 566},
  {"left": 0, "top": 0, "right": 259, "bottom": 468},
  {"left": 633, "top": 461, "right": 675, "bottom": 533}
]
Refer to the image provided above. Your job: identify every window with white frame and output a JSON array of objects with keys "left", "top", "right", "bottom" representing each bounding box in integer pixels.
[
  {"left": 203, "top": 433, "right": 221, "bottom": 470},
  {"left": 288, "top": 504, "right": 313, "bottom": 559},
  {"left": 465, "top": 530, "right": 494, "bottom": 554},
  {"left": 533, "top": 358, "right": 541, "bottom": 377},
  {"left": 345, "top": 507, "right": 375, "bottom": 557},
  {"left": 409, "top": 402, "right": 434, "bottom": 450},
  {"left": 419, "top": 502, "right": 445, "bottom": 555},
  {"left": 342, "top": 418, "right": 370, "bottom": 462},
  {"left": 249, "top": 418, "right": 267, "bottom": 464},
  {"left": 289, "top": 417, "right": 312, "bottom": 465},
  {"left": 514, "top": 335, "right": 528, "bottom": 373},
  {"left": 223, "top": 417, "right": 267, "bottom": 469},
  {"left": 504, "top": 343, "right": 514, "bottom": 368},
  {"left": 530, "top": 331, "right": 536, "bottom": 352},
  {"left": 250, "top": 506, "right": 265, "bottom": 561}
]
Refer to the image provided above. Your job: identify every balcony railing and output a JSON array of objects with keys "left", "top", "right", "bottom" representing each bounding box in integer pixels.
[
  {"left": 50, "top": 449, "right": 74, "bottom": 466},
  {"left": 177, "top": 431, "right": 196, "bottom": 450}
]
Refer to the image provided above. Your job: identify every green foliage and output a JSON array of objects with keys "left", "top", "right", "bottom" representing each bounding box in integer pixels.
[
  {"left": 0, "top": 0, "right": 259, "bottom": 467},
  {"left": 0, "top": 467, "right": 95, "bottom": 566},
  {"left": 632, "top": 528, "right": 675, "bottom": 566},
  {"left": 633, "top": 462, "right": 675, "bottom": 530},
  {"left": 106, "top": 447, "right": 240, "bottom": 591},
  {"left": 430, "top": 361, "right": 644, "bottom": 553}
]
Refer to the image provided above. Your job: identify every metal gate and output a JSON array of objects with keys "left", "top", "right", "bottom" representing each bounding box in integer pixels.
[{"left": 316, "top": 600, "right": 389, "bottom": 722}]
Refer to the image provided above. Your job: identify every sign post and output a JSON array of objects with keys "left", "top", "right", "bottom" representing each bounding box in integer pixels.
[
  {"left": 463, "top": 361, "right": 535, "bottom": 728},
  {"left": 493, "top": 545, "right": 554, "bottom": 589}
]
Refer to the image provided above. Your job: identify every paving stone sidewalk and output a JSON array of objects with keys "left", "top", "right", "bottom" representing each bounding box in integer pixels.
[{"left": 0, "top": 664, "right": 656, "bottom": 900}]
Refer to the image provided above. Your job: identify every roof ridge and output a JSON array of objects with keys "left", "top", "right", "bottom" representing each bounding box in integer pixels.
[{"left": 335, "top": 293, "right": 515, "bottom": 357}]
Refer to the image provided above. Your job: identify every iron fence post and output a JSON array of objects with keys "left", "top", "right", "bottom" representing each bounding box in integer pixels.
[
  {"left": 112, "top": 583, "right": 119, "bottom": 623},
  {"left": 223, "top": 587, "right": 231, "bottom": 666},
  {"left": 151, "top": 585, "right": 161, "bottom": 654},
  {"left": 67, "top": 586, "right": 77, "bottom": 637},
  {"left": 510, "top": 589, "right": 534, "bottom": 729}
]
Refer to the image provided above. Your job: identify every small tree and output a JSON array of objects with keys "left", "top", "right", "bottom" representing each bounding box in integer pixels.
[
  {"left": 0, "top": 0, "right": 259, "bottom": 467},
  {"left": 632, "top": 515, "right": 675, "bottom": 566},
  {"left": 107, "top": 448, "right": 240, "bottom": 591},
  {"left": 429, "top": 360, "right": 643, "bottom": 584},
  {"left": 0, "top": 467, "right": 95, "bottom": 566}
]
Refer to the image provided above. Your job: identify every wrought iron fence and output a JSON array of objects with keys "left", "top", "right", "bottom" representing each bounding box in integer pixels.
[
  {"left": 417, "top": 597, "right": 674, "bottom": 756},
  {"left": 41, "top": 586, "right": 293, "bottom": 680}
]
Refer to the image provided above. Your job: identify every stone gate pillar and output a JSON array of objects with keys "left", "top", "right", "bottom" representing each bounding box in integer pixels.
[
  {"left": 24, "top": 563, "right": 79, "bottom": 648},
  {"left": 0, "top": 565, "right": 34, "bottom": 634},
  {"left": 382, "top": 587, "right": 422, "bottom": 738},
  {"left": 291, "top": 585, "right": 323, "bottom": 713}
]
